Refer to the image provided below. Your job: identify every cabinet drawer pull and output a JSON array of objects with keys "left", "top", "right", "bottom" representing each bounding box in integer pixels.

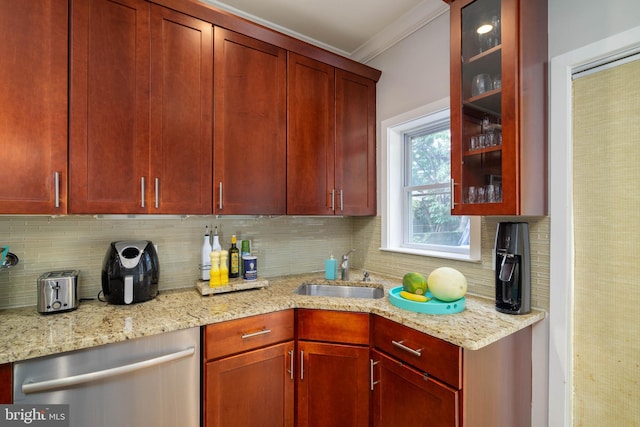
[
  {"left": 241, "top": 328, "right": 272, "bottom": 339},
  {"left": 300, "top": 350, "right": 304, "bottom": 380},
  {"left": 218, "top": 182, "right": 223, "bottom": 210},
  {"left": 450, "top": 178, "right": 455, "bottom": 209},
  {"left": 339, "top": 189, "right": 344, "bottom": 212},
  {"left": 392, "top": 340, "right": 422, "bottom": 357},
  {"left": 330, "top": 189, "right": 335, "bottom": 211}
]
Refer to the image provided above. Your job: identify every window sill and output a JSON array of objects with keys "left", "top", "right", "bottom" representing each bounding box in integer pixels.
[{"left": 379, "top": 247, "right": 482, "bottom": 262}]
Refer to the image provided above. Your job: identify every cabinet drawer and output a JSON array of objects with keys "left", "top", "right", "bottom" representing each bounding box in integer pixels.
[
  {"left": 204, "top": 310, "right": 294, "bottom": 360},
  {"left": 297, "top": 309, "right": 369, "bottom": 345},
  {"left": 372, "top": 315, "right": 462, "bottom": 389}
]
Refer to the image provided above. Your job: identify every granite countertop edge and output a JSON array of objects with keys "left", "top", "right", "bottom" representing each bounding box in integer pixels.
[{"left": 0, "top": 272, "right": 546, "bottom": 364}]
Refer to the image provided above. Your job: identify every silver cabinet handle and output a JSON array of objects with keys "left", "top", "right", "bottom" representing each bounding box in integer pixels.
[
  {"left": 22, "top": 347, "right": 195, "bottom": 394},
  {"left": 330, "top": 189, "right": 335, "bottom": 211},
  {"left": 140, "top": 177, "right": 145, "bottom": 208},
  {"left": 154, "top": 178, "right": 159, "bottom": 209},
  {"left": 450, "top": 178, "right": 455, "bottom": 209},
  {"left": 241, "top": 328, "right": 272, "bottom": 339},
  {"left": 54, "top": 172, "right": 60, "bottom": 208},
  {"left": 218, "top": 182, "right": 223, "bottom": 210},
  {"left": 370, "top": 359, "right": 379, "bottom": 391},
  {"left": 300, "top": 350, "right": 304, "bottom": 380},
  {"left": 339, "top": 189, "right": 344, "bottom": 212},
  {"left": 391, "top": 340, "right": 422, "bottom": 357},
  {"left": 288, "top": 349, "right": 294, "bottom": 380}
]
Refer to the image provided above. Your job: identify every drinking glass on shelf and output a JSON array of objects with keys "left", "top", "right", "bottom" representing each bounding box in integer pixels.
[
  {"left": 467, "top": 186, "right": 477, "bottom": 204},
  {"left": 486, "top": 184, "right": 497, "bottom": 202},
  {"left": 477, "top": 186, "right": 486, "bottom": 203},
  {"left": 486, "top": 129, "right": 496, "bottom": 146},
  {"left": 470, "top": 135, "right": 479, "bottom": 151},
  {"left": 478, "top": 133, "right": 487, "bottom": 149},
  {"left": 471, "top": 74, "right": 492, "bottom": 97},
  {"left": 492, "top": 75, "right": 502, "bottom": 90}
]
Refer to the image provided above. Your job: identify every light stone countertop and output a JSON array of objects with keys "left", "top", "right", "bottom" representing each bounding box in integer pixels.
[{"left": 0, "top": 272, "right": 545, "bottom": 364}]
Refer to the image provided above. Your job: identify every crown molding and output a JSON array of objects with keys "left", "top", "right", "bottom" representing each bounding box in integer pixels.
[
  {"left": 351, "top": 1, "right": 449, "bottom": 63},
  {"left": 200, "top": 0, "right": 449, "bottom": 64}
]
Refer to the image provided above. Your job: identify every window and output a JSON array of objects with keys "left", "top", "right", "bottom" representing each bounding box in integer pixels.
[{"left": 381, "top": 99, "right": 480, "bottom": 260}]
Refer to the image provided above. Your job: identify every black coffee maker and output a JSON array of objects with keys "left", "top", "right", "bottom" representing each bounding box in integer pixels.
[{"left": 494, "top": 222, "right": 531, "bottom": 314}]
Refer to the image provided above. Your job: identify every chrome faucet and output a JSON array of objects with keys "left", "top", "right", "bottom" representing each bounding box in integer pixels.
[{"left": 340, "top": 249, "right": 356, "bottom": 280}]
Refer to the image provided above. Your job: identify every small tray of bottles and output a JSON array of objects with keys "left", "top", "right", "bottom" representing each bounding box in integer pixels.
[{"left": 195, "top": 277, "right": 269, "bottom": 296}]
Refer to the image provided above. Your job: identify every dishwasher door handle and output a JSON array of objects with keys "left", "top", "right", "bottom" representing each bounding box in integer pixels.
[{"left": 22, "top": 347, "right": 195, "bottom": 395}]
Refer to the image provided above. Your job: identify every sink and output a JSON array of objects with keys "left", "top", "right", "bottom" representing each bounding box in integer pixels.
[{"left": 294, "top": 283, "right": 384, "bottom": 299}]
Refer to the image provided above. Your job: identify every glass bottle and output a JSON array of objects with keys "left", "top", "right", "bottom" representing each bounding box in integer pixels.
[{"left": 229, "top": 235, "right": 240, "bottom": 278}]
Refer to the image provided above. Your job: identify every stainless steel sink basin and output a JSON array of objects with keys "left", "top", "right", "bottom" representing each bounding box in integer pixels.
[{"left": 294, "top": 283, "right": 384, "bottom": 299}]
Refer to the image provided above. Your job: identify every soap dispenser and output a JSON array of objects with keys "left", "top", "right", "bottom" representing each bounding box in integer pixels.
[{"left": 325, "top": 254, "right": 337, "bottom": 280}]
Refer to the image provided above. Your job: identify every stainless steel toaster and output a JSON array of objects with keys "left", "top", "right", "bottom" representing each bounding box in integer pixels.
[{"left": 37, "top": 270, "right": 80, "bottom": 314}]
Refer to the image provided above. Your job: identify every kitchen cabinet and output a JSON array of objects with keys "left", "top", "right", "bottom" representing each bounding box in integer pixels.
[
  {"left": 0, "top": 0, "right": 68, "bottom": 214},
  {"left": 296, "top": 309, "right": 370, "bottom": 427},
  {"left": 0, "top": 363, "right": 11, "bottom": 403},
  {"left": 448, "top": 0, "right": 547, "bottom": 215},
  {"left": 203, "top": 310, "right": 295, "bottom": 427},
  {"left": 372, "top": 315, "right": 532, "bottom": 427},
  {"left": 213, "top": 27, "right": 287, "bottom": 215},
  {"left": 70, "top": 0, "right": 212, "bottom": 214},
  {"left": 287, "top": 54, "right": 377, "bottom": 216}
]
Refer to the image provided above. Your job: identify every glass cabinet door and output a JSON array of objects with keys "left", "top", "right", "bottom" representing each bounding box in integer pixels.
[
  {"left": 449, "top": 0, "right": 547, "bottom": 216},
  {"left": 460, "top": 0, "right": 502, "bottom": 206}
]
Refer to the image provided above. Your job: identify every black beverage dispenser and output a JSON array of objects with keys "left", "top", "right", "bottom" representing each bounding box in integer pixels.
[{"left": 495, "top": 222, "right": 531, "bottom": 314}]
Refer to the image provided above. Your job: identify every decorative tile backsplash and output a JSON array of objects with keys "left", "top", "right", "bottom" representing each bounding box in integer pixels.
[{"left": 0, "top": 214, "right": 549, "bottom": 311}]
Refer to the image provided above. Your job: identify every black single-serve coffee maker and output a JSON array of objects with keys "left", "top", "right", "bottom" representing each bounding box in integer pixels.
[{"left": 494, "top": 222, "right": 531, "bottom": 314}]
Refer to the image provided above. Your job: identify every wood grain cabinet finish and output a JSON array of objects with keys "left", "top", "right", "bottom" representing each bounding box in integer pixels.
[
  {"left": 448, "top": 0, "right": 547, "bottom": 216},
  {"left": 287, "top": 54, "right": 377, "bottom": 216},
  {"left": 213, "top": 27, "right": 287, "bottom": 215},
  {"left": 70, "top": 0, "right": 212, "bottom": 214},
  {"left": 0, "top": 0, "right": 68, "bottom": 214},
  {"left": 296, "top": 310, "right": 370, "bottom": 427},
  {"left": 372, "top": 314, "right": 532, "bottom": 427},
  {"left": 203, "top": 310, "right": 295, "bottom": 427},
  {"left": 0, "top": 363, "right": 11, "bottom": 404}
]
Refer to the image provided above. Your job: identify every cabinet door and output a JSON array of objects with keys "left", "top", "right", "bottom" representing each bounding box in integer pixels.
[
  {"left": 204, "top": 341, "right": 295, "bottom": 427},
  {"left": 449, "top": 0, "right": 546, "bottom": 216},
  {"left": 335, "top": 70, "right": 377, "bottom": 216},
  {"left": 287, "top": 53, "right": 335, "bottom": 215},
  {"left": 69, "top": 0, "right": 150, "bottom": 214},
  {"left": 0, "top": 0, "right": 68, "bottom": 214},
  {"left": 372, "top": 350, "right": 459, "bottom": 427},
  {"left": 150, "top": 6, "right": 213, "bottom": 214},
  {"left": 297, "top": 341, "right": 369, "bottom": 427},
  {"left": 213, "top": 27, "right": 286, "bottom": 215}
]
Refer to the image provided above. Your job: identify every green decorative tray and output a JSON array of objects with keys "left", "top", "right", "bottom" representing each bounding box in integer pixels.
[{"left": 388, "top": 286, "right": 465, "bottom": 314}]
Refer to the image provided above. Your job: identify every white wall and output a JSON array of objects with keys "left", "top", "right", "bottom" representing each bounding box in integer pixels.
[{"left": 548, "top": 0, "right": 640, "bottom": 57}]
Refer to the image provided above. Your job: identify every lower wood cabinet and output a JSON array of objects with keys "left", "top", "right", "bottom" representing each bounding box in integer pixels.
[
  {"left": 296, "top": 310, "right": 370, "bottom": 427},
  {"left": 372, "top": 350, "right": 459, "bottom": 427},
  {"left": 203, "top": 310, "right": 295, "bottom": 427},
  {"left": 203, "top": 309, "right": 532, "bottom": 427}
]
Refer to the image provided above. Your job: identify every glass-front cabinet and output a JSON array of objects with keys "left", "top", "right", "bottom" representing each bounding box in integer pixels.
[{"left": 447, "top": 0, "right": 547, "bottom": 216}]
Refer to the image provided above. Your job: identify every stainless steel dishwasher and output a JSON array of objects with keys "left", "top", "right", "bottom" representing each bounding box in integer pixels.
[{"left": 13, "top": 327, "right": 200, "bottom": 427}]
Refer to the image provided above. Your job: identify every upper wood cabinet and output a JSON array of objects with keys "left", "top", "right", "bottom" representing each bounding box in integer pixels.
[
  {"left": 448, "top": 0, "right": 547, "bottom": 216},
  {"left": 335, "top": 70, "right": 377, "bottom": 216},
  {"left": 213, "top": 27, "right": 287, "bottom": 215},
  {"left": 287, "top": 53, "right": 377, "bottom": 216},
  {"left": 287, "top": 53, "right": 336, "bottom": 215},
  {"left": 69, "top": 0, "right": 212, "bottom": 214},
  {"left": 150, "top": 6, "right": 213, "bottom": 214},
  {"left": 0, "top": 0, "right": 68, "bottom": 214}
]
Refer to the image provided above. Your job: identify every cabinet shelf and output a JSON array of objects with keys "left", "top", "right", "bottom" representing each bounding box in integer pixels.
[{"left": 463, "top": 145, "right": 502, "bottom": 157}]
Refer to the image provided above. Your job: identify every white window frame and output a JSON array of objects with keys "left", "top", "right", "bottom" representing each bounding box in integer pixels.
[{"left": 380, "top": 98, "right": 481, "bottom": 261}]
